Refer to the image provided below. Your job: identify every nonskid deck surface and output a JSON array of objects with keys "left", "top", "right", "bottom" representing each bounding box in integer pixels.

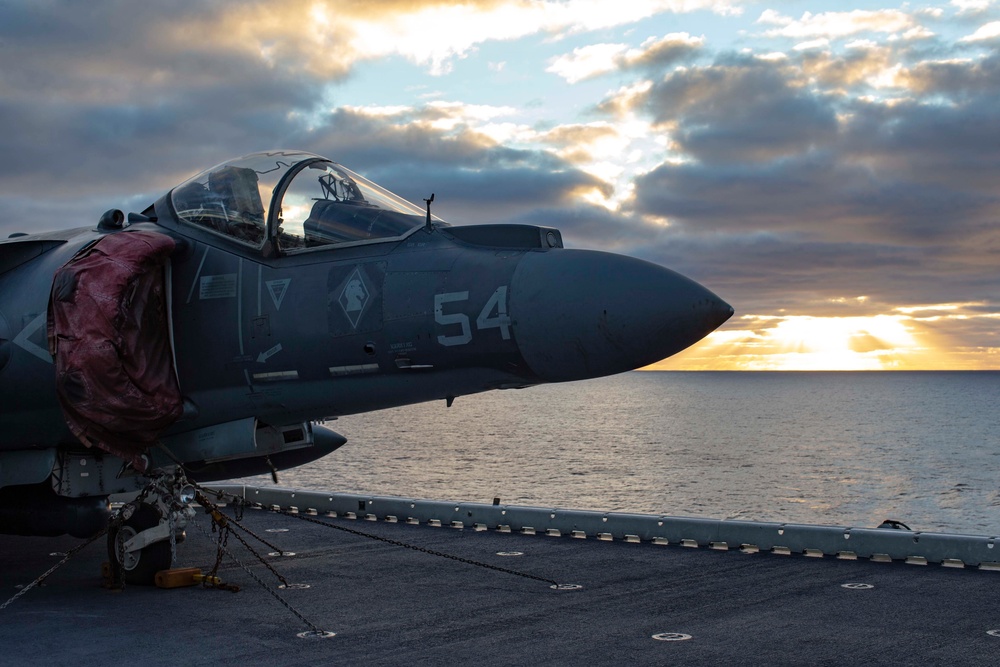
[{"left": 0, "top": 490, "right": 997, "bottom": 666}]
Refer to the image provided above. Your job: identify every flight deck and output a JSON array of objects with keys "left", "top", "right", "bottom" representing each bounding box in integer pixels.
[{"left": 1, "top": 485, "right": 998, "bottom": 666}]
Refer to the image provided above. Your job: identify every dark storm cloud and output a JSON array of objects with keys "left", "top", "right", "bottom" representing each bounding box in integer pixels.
[
  {"left": 0, "top": 0, "right": 328, "bottom": 228},
  {"left": 2, "top": 0, "right": 998, "bottom": 368},
  {"left": 373, "top": 166, "right": 611, "bottom": 226},
  {"left": 288, "top": 108, "right": 613, "bottom": 224},
  {"left": 598, "top": 46, "right": 1000, "bottom": 317},
  {"left": 0, "top": 2, "right": 304, "bottom": 104},
  {"left": 616, "top": 49, "right": 1000, "bottom": 236},
  {"left": 0, "top": 82, "right": 320, "bottom": 233},
  {"left": 622, "top": 230, "right": 948, "bottom": 315},
  {"left": 631, "top": 150, "right": 999, "bottom": 244},
  {"left": 902, "top": 50, "right": 1000, "bottom": 96},
  {"left": 299, "top": 108, "right": 506, "bottom": 170},
  {"left": 0, "top": 0, "right": 614, "bottom": 236},
  {"left": 841, "top": 95, "right": 1000, "bottom": 184},
  {"left": 0, "top": 29, "right": 608, "bottom": 238},
  {"left": 509, "top": 203, "right": 654, "bottom": 251},
  {"left": 0, "top": 193, "right": 160, "bottom": 235},
  {"left": 634, "top": 55, "right": 840, "bottom": 164}
]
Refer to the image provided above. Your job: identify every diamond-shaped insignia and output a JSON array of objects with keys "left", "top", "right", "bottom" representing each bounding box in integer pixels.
[{"left": 338, "top": 268, "right": 370, "bottom": 328}]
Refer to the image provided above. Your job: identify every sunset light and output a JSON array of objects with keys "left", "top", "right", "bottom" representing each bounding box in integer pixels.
[
  {"left": 3, "top": 5, "right": 1000, "bottom": 665},
  {"left": 651, "top": 302, "right": 999, "bottom": 371},
  {"left": 3, "top": 1, "right": 999, "bottom": 371},
  {"left": 758, "top": 314, "right": 917, "bottom": 370}
]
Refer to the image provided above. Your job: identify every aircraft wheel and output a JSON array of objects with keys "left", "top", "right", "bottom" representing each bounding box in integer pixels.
[{"left": 107, "top": 503, "right": 172, "bottom": 585}]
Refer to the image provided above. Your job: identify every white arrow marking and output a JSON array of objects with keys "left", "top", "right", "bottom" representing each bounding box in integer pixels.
[
  {"left": 13, "top": 313, "right": 52, "bottom": 364},
  {"left": 257, "top": 343, "right": 283, "bottom": 363}
]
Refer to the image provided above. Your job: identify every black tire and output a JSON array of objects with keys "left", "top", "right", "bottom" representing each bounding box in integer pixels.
[{"left": 107, "top": 503, "right": 172, "bottom": 585}]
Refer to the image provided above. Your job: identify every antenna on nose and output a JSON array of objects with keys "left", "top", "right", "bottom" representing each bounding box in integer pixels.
[{"left": 424, "top": 193, "right": 435, "bottom": 231}]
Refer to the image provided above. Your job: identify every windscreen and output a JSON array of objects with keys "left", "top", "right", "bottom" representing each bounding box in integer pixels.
[
  {"left": 276, "top": 162, "right": 440, "bottom": 250},
  {"left": 169, "top": 151, "right": 318, "bottom": 248}
]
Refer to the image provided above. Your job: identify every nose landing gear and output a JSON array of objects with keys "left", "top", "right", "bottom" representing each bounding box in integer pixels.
[{"left": 107, "top": 469, "right": 196, "bottom": 586}]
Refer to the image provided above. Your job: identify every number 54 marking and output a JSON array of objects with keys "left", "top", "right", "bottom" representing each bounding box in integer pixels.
[{"left": 435, "top": 286, "right": 511, "bottom": 346}]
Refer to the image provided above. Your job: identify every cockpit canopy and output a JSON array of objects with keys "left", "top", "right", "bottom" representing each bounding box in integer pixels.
[{"left": 167, "top": 151, "right": 440, "bottom": 252}]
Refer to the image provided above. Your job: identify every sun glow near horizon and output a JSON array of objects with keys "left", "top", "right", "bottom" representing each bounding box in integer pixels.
[{"left": 648, "top": 304, "right": 999, "bottom": 371}]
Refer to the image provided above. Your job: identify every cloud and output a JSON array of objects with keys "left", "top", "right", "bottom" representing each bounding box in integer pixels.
[
  {"left": 533, "top": 122, "right": 629, "bottom": 169},
  {"left": 900, "top": 52, "right": 1000, "bottom": 97},
  {"left": 623, "top": 230, "right": 950, "bottom": 316},
  {"left": 167, "top": 0, "right": 739, "bottom": 78},
  {"left": 950, "top": 0, "right": 997, "bottom": 16},
  {"left": 546, "top": 33, "right": 704, "bottom": 83},
  {"left": 585, "top": 44, "right": 1000, "bottom": 331},
  {"left": 798, "top": 44, "right": 899, "bottom": 90},
  {"left": 622, "top": 56, "right": 839, "bottom": 164},
  {"left": 0, "top": 2, "right": 329, "bottom": 213},
  {"left": 600, "top": 50, "right": 1000, "bottom": 238},
  {"left": 0, "top": 2, "right": 325, "bottom": 104},
  {"left": 279, "top": 106, "right": 616, "bottom": 225},
  {"left": 1, "top": 1, "right": 998, "bottom": 369},
  {"left": 757, "top": 8, "right": 933, "bottom": 42},
  {"left": 0, "top": 0, "right": 732, "bottom": 227},
  {"left": 959, "top": 20, "right": 1000, "bottom": 42},
  {"left": 0, "top": 94, "right": 612, "bottom": 234}
]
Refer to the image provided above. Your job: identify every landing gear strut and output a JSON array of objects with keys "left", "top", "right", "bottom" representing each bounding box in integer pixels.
[{"left": 107, "top": 469, "right": 196, "bottom": 585}]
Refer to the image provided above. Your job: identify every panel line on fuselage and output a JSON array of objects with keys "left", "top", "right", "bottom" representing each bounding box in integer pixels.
[
  {"left": 237, "top": 258, "right": 244, "bottom": 357},
  {"left": 257, "top": 263, "right": 263, "bottom": 317},
  {"left": 186, "top": 246, "right": 211, "bottom": 304}
]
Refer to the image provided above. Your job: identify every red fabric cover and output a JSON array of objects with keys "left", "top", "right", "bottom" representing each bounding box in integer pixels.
[{"left": 47, "top": 231, "right": 182, "bottom": 470}]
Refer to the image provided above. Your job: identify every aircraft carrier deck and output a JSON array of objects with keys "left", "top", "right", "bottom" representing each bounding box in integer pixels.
[{"left": 1, "top": 485, "right": 997, "bottom": 666}]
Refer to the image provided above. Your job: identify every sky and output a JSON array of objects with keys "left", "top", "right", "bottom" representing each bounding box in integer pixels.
[{"left": 1, "top": 0, "right": 999, "bottom": 371}]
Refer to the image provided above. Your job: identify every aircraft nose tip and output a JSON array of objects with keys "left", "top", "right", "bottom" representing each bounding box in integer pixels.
[
  {"left": 510, "top": 250, "right": 732, "bottom": 382},
  {"left": 710, "top": 299, "right": 736, "bottom": 330}
]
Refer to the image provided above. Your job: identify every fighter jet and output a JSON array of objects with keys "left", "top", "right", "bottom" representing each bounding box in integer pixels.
[{"left": 0, "top": 150, "right": 732, "bottom": 582}]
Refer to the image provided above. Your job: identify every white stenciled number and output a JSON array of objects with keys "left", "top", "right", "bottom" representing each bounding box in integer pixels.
[
  {"left": 434, "top": 286, "right": 511, "bottom": 346},
  {"left": 476, "top": 286, "right": 511, "bottom": 340},
  {"left": 434, "top": 292, "right": 472, "bottom": 346}
]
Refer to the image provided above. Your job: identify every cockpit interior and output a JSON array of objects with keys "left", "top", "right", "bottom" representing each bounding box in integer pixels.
[{"left": 167, "top": 151, "right": 438, "bottom": 253}]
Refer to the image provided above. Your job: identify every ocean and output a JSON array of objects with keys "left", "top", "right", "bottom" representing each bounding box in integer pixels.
[{"left": 246, "top": 371, "right": 1000, "bottom": 536}]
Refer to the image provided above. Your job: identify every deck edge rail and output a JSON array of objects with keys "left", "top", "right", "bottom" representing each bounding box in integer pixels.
[{"left": 206, "top": 484, "right": 1000, "bottom": 570}]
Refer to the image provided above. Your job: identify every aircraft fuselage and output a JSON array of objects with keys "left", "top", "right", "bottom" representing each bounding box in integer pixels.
[{"left": 0, "top": 150, "right": 732, "bottom": 540}]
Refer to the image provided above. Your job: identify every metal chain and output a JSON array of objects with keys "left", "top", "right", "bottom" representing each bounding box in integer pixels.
[
  {"left": 189, "top": 517, "right": 324, "bottom": 634},
  {"left": 223, "top": 509, "right": 287, "bottom": 555},
  {"left": 213, "top": 491, "right": 560, "bottom": 587},
  {"left": 114, "top": 513, "right": 127, "bottom": 591},
  {"left": 204, "top": 510, "right": 234, "bottom": 590},
  {"left": 196, "top": 492, "right": 291, "bottom": 588},
  {"left": 0, "top": 527, "right": 108, "bottom": 612},
  {"left": 219, "top": 520, "right": 291, "bottom": 588},
  {"left": 168, "top": 508, "right": 177, "bottom": 568}
]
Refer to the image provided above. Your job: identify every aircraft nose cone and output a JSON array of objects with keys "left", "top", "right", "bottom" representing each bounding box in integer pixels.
[{"left": 510, "top": 250, "right": 732, "bottom": 382}]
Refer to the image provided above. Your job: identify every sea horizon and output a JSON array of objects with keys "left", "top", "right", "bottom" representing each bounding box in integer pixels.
[{"left": 245, "top": 370, "right": 1000, "bottom": 537}]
